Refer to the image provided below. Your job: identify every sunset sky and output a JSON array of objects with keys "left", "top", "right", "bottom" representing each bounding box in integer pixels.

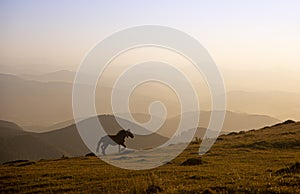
[{"left": 1, "top": 0, "right": 300, "bottom": 92}]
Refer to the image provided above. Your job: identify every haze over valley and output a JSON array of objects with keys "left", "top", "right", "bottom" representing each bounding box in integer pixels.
[{"left": 2, "top": 68, "right": 296, "bottom": 134}]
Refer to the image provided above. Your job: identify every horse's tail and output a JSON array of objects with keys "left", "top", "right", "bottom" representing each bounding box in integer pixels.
[{"left": 96, "top": 137, "right": 103, "bottom": 153}]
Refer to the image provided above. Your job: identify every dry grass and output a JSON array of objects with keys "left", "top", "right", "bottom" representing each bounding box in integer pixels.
[{"left": 1, "top": 122, "right": 300, "bottom": 193}]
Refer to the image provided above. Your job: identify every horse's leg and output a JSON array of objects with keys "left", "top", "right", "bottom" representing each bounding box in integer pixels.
[
  {"left": 101, "top": 146, "right": 105, "bottom": 155},
  {"left": 120, "top": 146, "right": 125, "bottom": 152},
  {"left": 118, "top": 144, "right": 120, "bottom": 153},
  {"left": 120, "top": 143, "right": 126, "bottom": 152},
  {"left": 101, "top": 143, "right": 108, "bottom": 155},
  {"left": 96, "top": 138, "right": 102, "bottom": 153},
  {"left": 121, "top": 142, "right": 126, "bottom": 148}
]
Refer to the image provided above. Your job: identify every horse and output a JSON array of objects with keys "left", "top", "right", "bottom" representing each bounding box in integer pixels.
[{"left": 96, "top": 129, "right": 134, "bottom": 155}]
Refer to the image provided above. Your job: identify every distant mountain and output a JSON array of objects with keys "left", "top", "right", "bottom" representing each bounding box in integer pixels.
[
  {"left": 222, "top": 111, "right": 280, "bottom": 132},
  {"left": 0, "top": 120, "right": 25, "bottom": 136},
  {"left": 227, "top": 90, "right": 300, "bottom": 120},
  {"left": 23, "top": 119, "right": 75, "bottom": 133},
  {"left": 20, "top": 70, "right": 75, "bottom": 83},
  {"left": 166, "top": 111, "right": 280, "bottom": 133},
  {"left": 0, "top": 73, "right": 74, "bottom": 127},
  {"left": 0, "top": 64, "right": 73, "bottom": 75},
  {"left": 24, "top": 113, "right": 163, "bottom": 133}
]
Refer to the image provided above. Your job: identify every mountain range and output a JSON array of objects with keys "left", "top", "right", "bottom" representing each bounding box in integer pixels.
[{"left": 0, "top": 72, "right": 287, "bottom": 132}]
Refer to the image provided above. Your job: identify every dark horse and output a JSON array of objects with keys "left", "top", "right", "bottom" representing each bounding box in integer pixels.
[{"left": 96, "top": 129, "right": 134, "bottom": 155}]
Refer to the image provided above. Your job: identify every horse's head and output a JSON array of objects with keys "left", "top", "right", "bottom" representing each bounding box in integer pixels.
[{"left": 125, "top": 129, "right": 134, "bottom": 138}]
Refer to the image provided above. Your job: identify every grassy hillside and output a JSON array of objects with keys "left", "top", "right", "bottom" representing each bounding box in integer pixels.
[{"left": 0, "top": 121, "right": 299, "bottom": 193}]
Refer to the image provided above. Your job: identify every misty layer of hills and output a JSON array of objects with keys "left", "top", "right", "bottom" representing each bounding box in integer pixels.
[{"left": 1, "top": 70, "right": 298, "bottom": 132}]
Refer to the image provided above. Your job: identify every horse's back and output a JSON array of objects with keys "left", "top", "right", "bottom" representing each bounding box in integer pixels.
[{"left": 104, "top": 135, "right": 118, "bottom": 145}]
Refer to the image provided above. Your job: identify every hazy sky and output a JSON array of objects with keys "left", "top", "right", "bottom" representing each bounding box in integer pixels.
[{"left": 1, "top": 0, "right": 300, "bottom": 91}]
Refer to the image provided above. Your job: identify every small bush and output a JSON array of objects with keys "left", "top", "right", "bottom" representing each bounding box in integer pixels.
[
  {"left": 146, "top": 185, "right": 162, "bottom": 193},
  {"left": 276, "top": 162, "right": 300, "bottom": 175},
  {"left": 85, "top": 152, "right": 96, "bottom": 157},
  {"left": 181, "top": 158, "right": 203, "bottom": 166}
]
